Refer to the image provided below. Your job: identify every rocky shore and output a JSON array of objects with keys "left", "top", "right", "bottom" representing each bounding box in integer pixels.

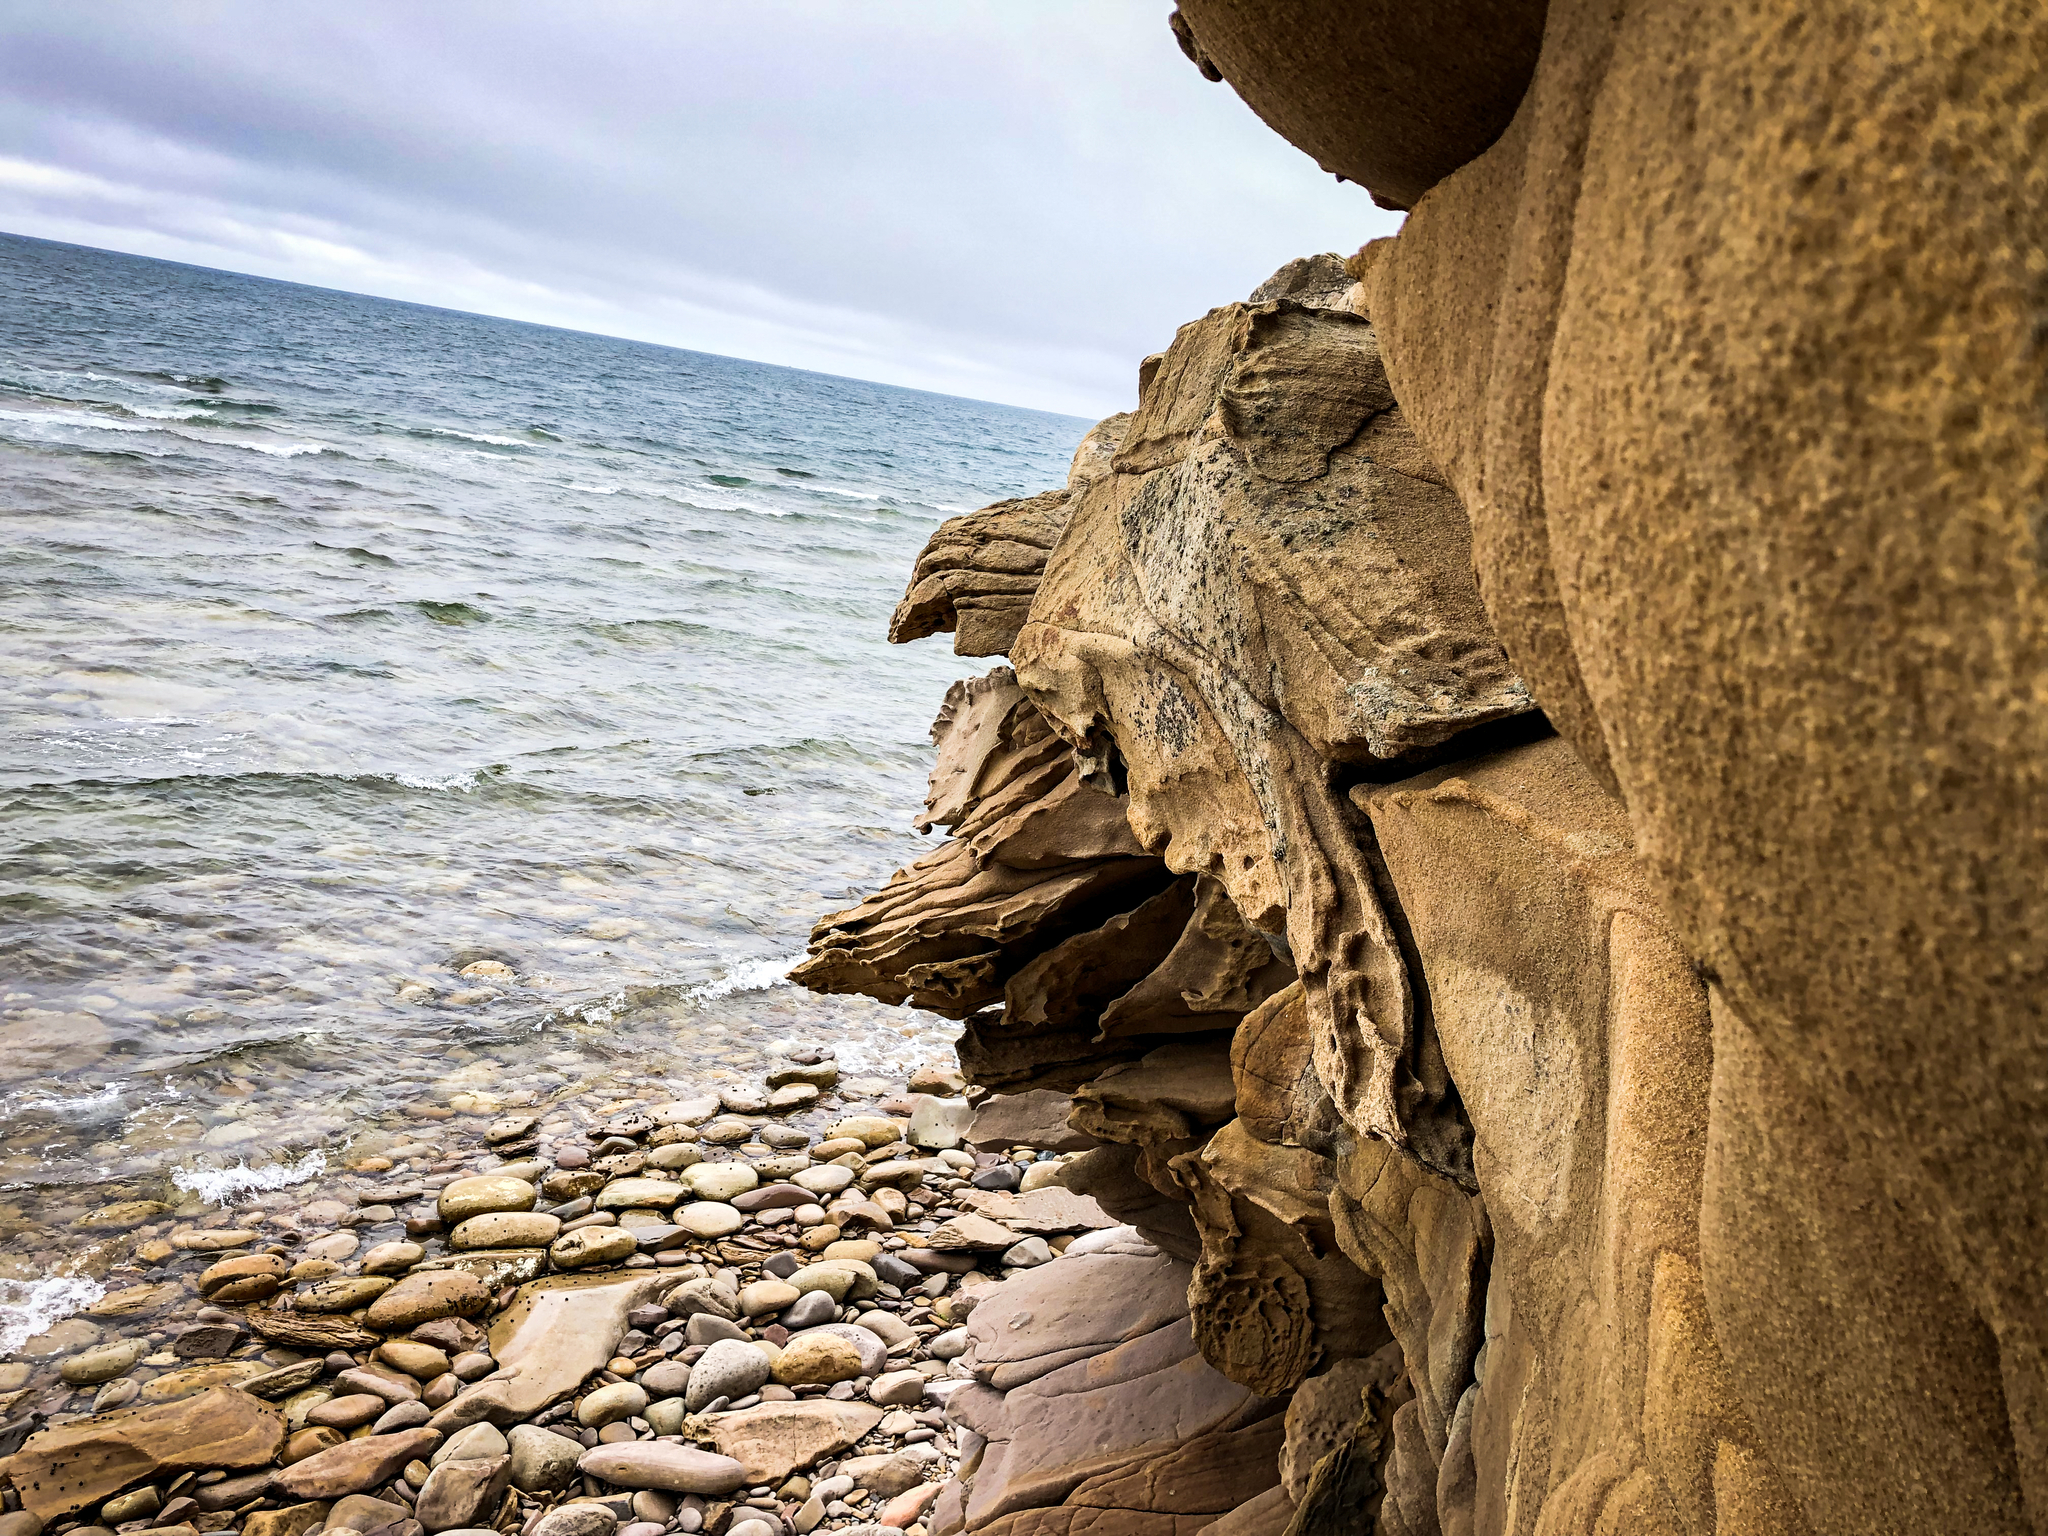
[{"left": 0, "top": 1056, "right": 1139, "bottom": 1536}]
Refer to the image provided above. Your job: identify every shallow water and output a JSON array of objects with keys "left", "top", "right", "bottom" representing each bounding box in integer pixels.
[{"left": 0, "top": 232, "right": 1088, "bottom": 1283}]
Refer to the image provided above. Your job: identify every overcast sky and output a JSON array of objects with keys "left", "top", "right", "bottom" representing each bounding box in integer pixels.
[{"left": 0, "top": 3, "right": 1396, "bottom": 417}]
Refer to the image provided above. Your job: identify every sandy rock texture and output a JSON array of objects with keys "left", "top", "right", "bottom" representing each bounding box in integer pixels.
[{"left": 801, "top": 42, "right": 2048, "bottom": 1508}]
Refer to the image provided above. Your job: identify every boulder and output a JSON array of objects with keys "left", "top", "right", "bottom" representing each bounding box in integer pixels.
[{"left": 2, "top": 1387, "right": 283, "bottom": 1521}]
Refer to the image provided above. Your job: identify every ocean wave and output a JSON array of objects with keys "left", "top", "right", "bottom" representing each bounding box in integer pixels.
[
  {"left": 391, "top": 768, "right": 483, "bottom": 792},
  {"left": 0, "top": 1276, "right": 106, "bottom": 1356},
  {"left": 686, "top": 952, "right": 799, "bottom": 1001},
  {"left": 0, "top": 406, "right": 333, "bottom": 459},
  {"left": 171, "top": 1149, "right": 327, "bottom": 1207},
  {"left": 421, "top": 426, "right": 531, "bottom": 448},
  {"left": 567, "top": 483, "right": 623, "bottom": 495}
]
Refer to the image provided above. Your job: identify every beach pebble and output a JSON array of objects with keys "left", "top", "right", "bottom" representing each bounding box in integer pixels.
[
  {"left": 578, "top": 1381, "right": 650, "bottom": 1429},
  {"left": 197, "top": 1253, "right": 289, "bottom": 1303},
  {"left": 740, "top": 1280, "right": 801, "bottom": 1316},
  {"left": 926, "top": 1328, "right": 969, "bottom": 1361},
  {"left": 437, "top": 1175, "right": 536, "bottom": 1223},
  {"left": 867, "top": 1370, "right": 924, "bottom": 1407},
  {"left": 792, "top": 1167, "right": 854, "bottom": 1200},
  {"left": 684, "top": 1339, "right": 771, "bottom": 1411},
  {"left": 507, "top": 1424, "right": 583, "bottom": 1494},
  {"left": 552, "top": 1226, "right": 639, "bottom": 1269},
  {"left": 1001, "top": 1236, "right": 1054, "bottom": 1268},
  {"left": 432, "top": 1422, "right": 509, "bottom": 1466},
  {"left": 363, "top": 1270, "right": 489, "bottom": 1330},
  {"left": 779, "top": 1291, "right": 837, "bottom": 1331},
  {"left": 451, "top": 1211, "right": 561, "bottom": 1249},
  {"left": 575, "top": 1442, "right": 747, "bottom": 1496},
  {"left": 58, "top": 1338, "right": 148, "bottom": 1386},
  {"left": 362, "top": 1241, "right": 425, "bottom": 1274},
  {"left": 528, "top": 1506, "right": 617, "bottom": 1536},
  {"left": 375, "top": 1341, "right": 452, "bottom": 1380},
  {"left": 772, "top": 1334, "right": 862, "bottom": 1387},
  {"left": 683, "top": 1163, "right": 759, "bottom": 1201},
  {"left": 675, "top": 1203, "right": 744, "bottom": 1238}
]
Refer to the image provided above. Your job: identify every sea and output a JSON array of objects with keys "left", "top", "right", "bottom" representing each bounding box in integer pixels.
[{"left": 0, "top": 232, "right": 1091, "bottom": 1328}]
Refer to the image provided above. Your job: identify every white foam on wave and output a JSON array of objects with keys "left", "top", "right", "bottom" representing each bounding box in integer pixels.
[
  {"left": 172, "top": 1149, "right": 327, "bottom": 1207},
  {"left": 0, "top": 406, "right": 330, "bottom": 459},
  {"left": 389, "top": 769, "right": 482, "bottom": 793},
  {"left": 567, "top": 483, "right": 623, "bottom": 495},
  {"left": 25, "top": 1082, "right": 127, "bottom": 1117},
  {"left": 127, "top": 403, "right": 217, "bottom": 422},
  {"left": 0, "top": 1277, "right": 106, "bottom": 1356},
  {"left": 688, "top": 952, "right": 800, "bottom": 1002},
  {"left": 429, "top": 427, "right": 528, "bottom": 448}
]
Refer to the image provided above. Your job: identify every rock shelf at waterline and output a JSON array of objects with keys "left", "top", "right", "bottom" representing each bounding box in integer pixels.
[{"left": 0, "top": 1052, "right": 1105, "bottom": 1536}]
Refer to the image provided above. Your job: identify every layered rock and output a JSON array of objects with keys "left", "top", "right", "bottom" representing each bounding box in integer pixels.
[{"left": 796, "top": 194, "right": 2048, "bottom": 1531}]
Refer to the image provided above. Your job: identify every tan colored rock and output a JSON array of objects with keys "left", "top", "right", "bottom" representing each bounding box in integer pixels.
[
  {"left": 412, "top": 1453, "right": 509, "bottom": 1532},
  {"left": 138, "top": 1362, "right": 269, "bottom": 1403},
  {"left": 574, "top": 1442, "right": 746, "bottom": 1496},
  {"left": 890, "top": 414, "right": 1128, "bottom": 657},
  {"left": 1018, "top": 300, "right": 1525, "bottom": 1184},
  {"left": 770, "top": 1334, "right": 862, "bottom": 1388},
  {"left": 241, "top": 1501, "right": 330, "bottom": 1536},
  {"left": 3, "top": 1387, "right": 283, "bottom": 1521},
  {"left": 436, "top": 1175, "right": 536, "bottom": 1224},
  {"left": 1167, "top": 1, "right": 1545, "bottom": 210},
  {"left": 704, "top": 1400, "right": 885, "bottom": 1484},
  {"left": 362, "top": 1271, "right": 489, "bottom": 1332},
  {"left": 197, "top": 1253, "right": 289, "bottom": 1304},
  {"left": 271, "top": 1427, "right": 443, "bottom": 1501},
  {"left": 439, "top": 1272, "right": 667, "bottom": 1427},
  {"left": 288, "top": 1277, "right": 392, "bottom": 1314},
  {"left": 450, "top": 1211, "right": 560, "bottom": 1250},
  {"left": 247, "top": 1310, "right": 379, "bottom": 1353}
]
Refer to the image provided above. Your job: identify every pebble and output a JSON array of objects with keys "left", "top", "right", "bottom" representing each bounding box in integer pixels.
[
  {"left": 772, "top": 1334, "right": 862, "bottom": 1387},
  {"left": 437, "top": 1174, "right": 537, "bottom": 1222},
  {"left": 575, "top": 1442, "right": 747, "bottom": 1496},
  {"left": 674, "top": 1203, "right": 744, "bottom": 1238},
  {"left": 684, "top": 1339, "right": 771, "bottom": 1411},
  {"left": 578, "top": 1381, "right": 650, "bottom": 1429}
]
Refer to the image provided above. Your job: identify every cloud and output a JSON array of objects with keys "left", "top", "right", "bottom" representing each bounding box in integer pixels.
[{"left": 0, "top": 2, "right": 1400, "bottom": 416}]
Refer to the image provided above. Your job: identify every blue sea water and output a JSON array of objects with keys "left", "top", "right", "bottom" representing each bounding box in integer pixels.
[{"left": 0, "top": 232, "right": 1090, "bottom": 1248}]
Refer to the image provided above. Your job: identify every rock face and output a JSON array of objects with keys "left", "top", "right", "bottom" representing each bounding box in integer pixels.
[{"left": 799, "top": 118, "right": 2048, "bottom": 1522}]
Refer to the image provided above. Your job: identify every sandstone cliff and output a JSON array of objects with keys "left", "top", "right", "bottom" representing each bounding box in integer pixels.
[{"left": 799, "top": 4, "right": 2048, "bottom": 1530}]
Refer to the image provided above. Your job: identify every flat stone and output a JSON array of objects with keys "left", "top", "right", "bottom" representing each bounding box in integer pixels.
[
  {"left": 436, "top": 1273, "right": 667, "bottom": 1428},
  {"left": 364, "top": 1272, "right": 489, "bottom": 1332},
  {"left": 958, "top": 1187, "right": 1116, "bottom": 1234},
  {"left": 437, "top": 1176, "right": 536, "bottom": 1224},
  {"left": 506, "top": 1424, "right": 582, "bottom": 1495},
  {"left": 665, "top": 1276, "right": 738, "bottom": 1321},
  {"left": 307, "top": 1395, "right": 387, "bottom": 1431},
  {"left": 530, "top": 1506, "right": 617, "bottom": 1536},
  {"left": 638, "top": 1360, "right": 692, "bottom": 1398},
  {"left": 681, "top": 1164, "right": 759, "bottom": 1201},
  {"left": 138, "top": 1361, "right": 269, "bottom": 1403},
  {"left": 647, "top": 1098, "right": 720, "bottom": 1127},
  {"left": 4, "top": 1387, "right": 280, "bottom": 1522},
  {"left": 292, "top": 1277, "right": 395, "bottom": 1315},
  {"left": 673, "top": 1203, "right": 743, "bottom": 1239},
  {"left": 907, "top": 1098, "right": 972, "bottom": 1151},
  {"left": 704, "top": 1401, "right": 885, "bottom": 1483},
  {"left": 57, "top": 1339, "right": 148, "bottom": 1386},
  {"left": 791, "top": 1166, "right": 853, "bottom": 1196},
  {"left": 486, "top": 1115, "right": 539, "bottom": 1144},
  {"left": 451, "top": 1212, "right": 560, "bottom": 1250},
  {"left": 574, "top": 1443, "right": 746, "bottom": 1497},
  {"left": 765, "top": 1085, "right": 818, "bottom": 1113},
  {"left": 729, "top": 1184, "right": 809, "bottom": 1214},
  {"left": 965, "top": 1090, "right": 1095, "bottom": 1153},
  {"left": 413, "top": 1454, "right": 509, "bottom": 1533},
  {"left": 825, "top": 1116, "right": 905, "bottom": 1149},
  {"left": 272, "top": 1428, "right": 444, "bottom": 1502},
  {"left": 766, "top": 1063, "right": 839, "bottom": 1090},
  {"left": 593, "top": 1179, "right": 684, "bottom": 1212},
  {"left": 923, "top": 1214, "right": 1017, "bottom": 1252},
  {"left": 717, "top": 1087, "right": 768, "bottom": 1115},
  {"left": 84, "top": 1282, "right": 180, "bottom": 1319},
  {"left": 325, "top": 1493, "right": 409, "bottom": 1533},
  {"left": 551, "top": 1227, "right": 639, "bottom": 1270},
  {"left": 1001, "top": 1237, "right": 1054, "bottom": 1267},
  {"left": 684, "top": 1338, "right": 772, "bottom": 1411},
  {"left": 376, "top": 1342, "right": 452, "bottom": 1382}
]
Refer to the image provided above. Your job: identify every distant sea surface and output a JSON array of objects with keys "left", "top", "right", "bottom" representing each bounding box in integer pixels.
[{"left": 0, "top": 233, "right": 1088, "bottom": 1250}]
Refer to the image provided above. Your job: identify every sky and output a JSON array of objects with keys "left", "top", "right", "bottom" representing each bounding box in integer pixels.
[{"left": 0, "top": 2, "right": 1399, "bottom": 418}]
